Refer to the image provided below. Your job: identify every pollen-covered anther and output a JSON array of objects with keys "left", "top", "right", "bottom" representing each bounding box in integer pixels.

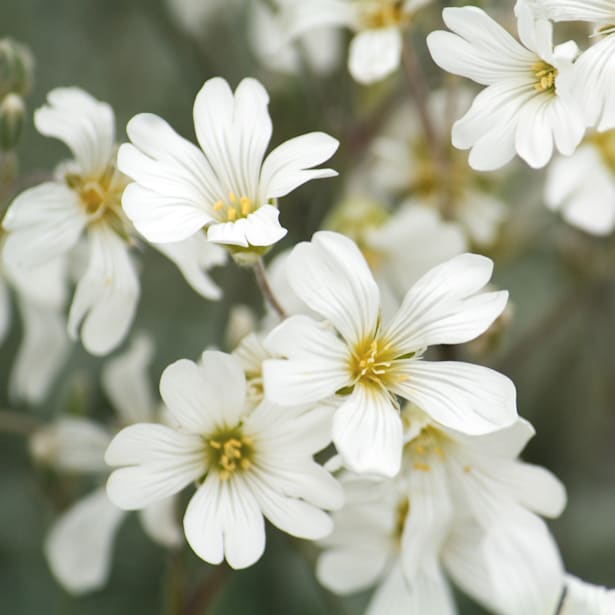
[
  {"left": 349, "top": 337, "right": 398, "bottom": 386},
  {"left": 208, "top": 433, "right": 254, "bottom": 480},
  {"left": 213, "top": 192, "right": 256, "bottom": 223},
  {"left": 532, "top": 61, "right": 558, "bottom": 93}
]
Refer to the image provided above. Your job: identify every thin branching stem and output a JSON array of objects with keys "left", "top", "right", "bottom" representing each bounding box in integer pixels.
[{"left": 253, "top": 257, "right": 287, "bottom": 320}]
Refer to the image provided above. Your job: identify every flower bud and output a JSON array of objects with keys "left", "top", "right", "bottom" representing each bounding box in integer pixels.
[
  {"left": 0, "top": 93, "right": 26, "bottom": 150},
  {"left": 0, "top": 38, "right": 34, "bottom": 98}
]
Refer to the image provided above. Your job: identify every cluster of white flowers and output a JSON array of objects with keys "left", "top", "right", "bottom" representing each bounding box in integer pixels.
[{"left": 2, "top": 0, "right": 615, "bottom": 613}]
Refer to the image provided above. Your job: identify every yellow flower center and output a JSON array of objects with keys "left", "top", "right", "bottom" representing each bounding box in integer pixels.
[
  {"left": 532, "top": 61, "right": 558, "bottom": 93},
  {"left": 361, "top": 0, "right": 411, "bottom": 29},
  {"left": 66, "top": 162, "right": 130, "bottom": 236},
  {"left": 207, "top": 428, "right": 254, "bottom": 481},
  {"left": 348, "top": 336, "right": 409, "bottom": 390},
  {"left": 213, "top": 191, "right": 257, "bottom": 223},
  {"left": 404, "top": 424, "right": 446, "bottom": 472}
]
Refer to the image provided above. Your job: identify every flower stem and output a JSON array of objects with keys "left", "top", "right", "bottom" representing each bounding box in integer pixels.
[
  {"left": 182, "top": 565, "right": 230, "bottom": 615},
  {"left": 253, "top": 257, "right": 287, "bottom": 320},
  {"left": 401, "top": 37, "right": 453, "bottom": 217}
]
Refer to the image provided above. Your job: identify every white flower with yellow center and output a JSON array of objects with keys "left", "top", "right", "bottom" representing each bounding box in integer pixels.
[
  {"left": 30, "top": 336, "right": 181, "bottom": 594},
  {"left": 2, "top": 88, "right": 138, "bottom": 355},
  {"left": 2, "top": 88, "right": 226, "bottom": 355},
  {"left": 105, "top": 350, "right": 342, "bottom": 569},
  {"left": 118, "top": 76, "right": 339, "bottom": 253},
  {"left": 529, "top": 0, "right": 615, "bottom": 131},
  {"left": 317, "top": 413, "right": 566, "bottom": 614},
  {"left": 281, "top": 0, "right": 431, "bottom": 84},
  {"left": 545, "top": 130, "right": 615, "bottom": 235},
  {"left": 262, "top": 231, "right": 517, "bottom": 477},
  {"left": 426, "top": 2, "right": 586, "bottom": 170}
]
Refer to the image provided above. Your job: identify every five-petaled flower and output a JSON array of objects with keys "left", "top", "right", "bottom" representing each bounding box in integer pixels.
[{"left": 263, "top": 231, "right": 517, "bottom": 477}]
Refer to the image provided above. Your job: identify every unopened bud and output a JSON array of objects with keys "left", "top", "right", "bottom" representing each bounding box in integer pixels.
[
  {"left": 0, "top": 38, "right": 34, "bottom": 98},
  {"left": 0, "top": 93, "right": 26, "bottom": 150}
]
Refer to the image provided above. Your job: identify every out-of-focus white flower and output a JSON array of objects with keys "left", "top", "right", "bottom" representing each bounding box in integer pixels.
[
  {"left": 363, "top": 92, "right": 509, "bottom": 247},
  {"left": 427, "top": 3, "right": 585, "bottom": 170},
  {"left": 529, "top": 0, "right": 615, "bottom": 131},
  {"left": 105, "top": 350, "right": 342, "bottom": 569},
  {"left": 2, "top": 88, "right": 225, "bottom": 356},
  {"left": 164, "top": 0, "right": 238, "bottom": 38},
  {"left": 118, "top": 77, "right": 338, "bottom": 254},
  {"left": 31, "top": 335, "right": 181, "bottom": 594},
  {"left": 325, "top": 198, "right": 468, "bottom": 310},
  {"left": 249, "top": 0, "right": 342, "bottom": 77},
  {"left": 560, "top": 575, "right": 615, "bottom": 614},
  {"left": 317, "top": 411, "right": 566, "bottom": 615},
  {"left": 2, "top": 88, "right": 138, "bottom": 356},
  {"left": 545, "top": 130, "right": 615, "bottom": 235},
  {"left": 263, "top": 231, "right": 516, "bottom": 477},
  {"left": 282, "top": 0, "right": 431, "bottom": 84},
  {"left": 1, "top": 241, "right": 70, "bottom": 404}
]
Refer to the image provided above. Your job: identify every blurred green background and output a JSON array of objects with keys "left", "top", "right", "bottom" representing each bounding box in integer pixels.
[{"left": 1, "top": 1, "right": 614, "bottom": 613}]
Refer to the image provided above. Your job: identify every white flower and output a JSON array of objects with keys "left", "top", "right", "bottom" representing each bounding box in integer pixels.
[
  {"left": 105, "top": 350, "right": 343, "bottom": 569},
  {"left": 2, "top": 88, "right": 225, "bottom": 356},
  {"left": 317, "top": 413, "right": 566, "bottom": 615},
  {"left": 249, "top": 0, "right": 342, "bottom": 77},
  {"left": 2, "top": 88, "right": 138, "bottom": 355},
  {"left": 282, "top": 0, "right": 431, "bottom": 84},
  {"left": 426, "top": 3, "right": 586, "bottom": 170},
  {"left": 545, "top": 131, "right": 615, "bottom": 235},
  {"left": 30, "top": 336, "right": 181, "bottom": 594},
  {"left": 529, "top": 0, "right": 615, "bottom": 131},
  {"left": 560, "top": 575, "right": 615, "bottom": 614},
  {"left": 361, "top": 92, "right": 509, "bottom": 246},
  {"left": 263, "top": 231, "right": 516, "bottom": 477},
  {"left": 1, "top": 244, "right": 70, "bottom": 404},
  {"left": 118, "top": 76, "right": 339, "bottom": 251},
  {"left": 326, "top": 198, "right": 468, "bottom": 309}
]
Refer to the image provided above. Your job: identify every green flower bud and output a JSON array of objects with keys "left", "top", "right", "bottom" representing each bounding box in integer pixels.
[
  {"left": 0, "top": 39, "right": 34, "bottom": 99},
  {"left": 0, "top": 93, "right": 26, "bottom": 151}
]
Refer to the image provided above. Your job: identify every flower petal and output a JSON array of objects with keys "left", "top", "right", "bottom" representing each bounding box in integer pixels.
[
  {"left": 183, "top": 474, "right": 266, "bottom": 569},
  {"left": 10, "top": 300, "right": 70, "bottom": 405},
  {"left": 35, "top": 87, "right": 115, "bottom": 177},
  {"left": 101, "top": 334, "right": 156, "bottom": 424},
  {"left": 30, "top": 417, "right": 112, "bottom": 473},
  {"left": 443, "top": 511, "right": 564, "bottom": 615},
  {"left": 263, "top": 315, "right": 349, "bottom": 405},
  {"left": 367, "top": 562, "right": 456, "bottom": 615},
  {"left": 332, "top": 385, "right": 403, "bottom": 477},
  {"left": 160, "top": 351, "right": 247, "bottom": 433},
  {"left": 44, "top": 488, "right": 125, "bottom": 595},
  {"left": 259, "top": 132, "right": 338, "bottom": 201},
  {"left": 105, "top": 423, "right": 204, "bottom": 510},
  {"left": 151, "top": 233, "right": 225, "bottom": 300},
  {"left": 121, "top": 182, "right": 213, "bottom": 243},
  {"left": 2, "top": 182, "right": 87, "bottom": 268},
  {"left": 247, "top": 471, "right": 334, "bottom": 539},
  {"left": 317, "top": 546, "right": 389, "bottom": 594},
  {"left": 205, "top": 203, "right": 287, "bottom": 248},
  {"left": 348, "top": 28, "right": 402, "bottom": 84},
  {"left": 68, "top": 225, "right": 140, "bottom": 356},
  {"left": 193, "top": 77, "right": 272, "bottom": 198},
  {"left": 392, "top": 360, "right": 517, "bottom": 435},
  {"left": 139, "top": 496, "right": 182, "bottom": 548},
  {"left": 286, "top": 231, "right": 380, "bottom": 344},
  {"left": 120, "top": 112, "right": 223, "bottom": 207},
  {"left": 383, "top": 253, "right": 507, "bottom": 350}
]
